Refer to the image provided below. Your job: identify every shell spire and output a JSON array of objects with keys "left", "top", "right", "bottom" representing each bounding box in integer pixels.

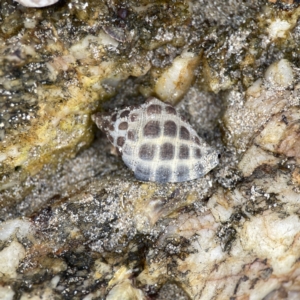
[{"left": 92, "top": 97, "right": 219, "bottom": 183}]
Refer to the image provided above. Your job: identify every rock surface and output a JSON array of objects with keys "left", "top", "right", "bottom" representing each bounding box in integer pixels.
[{"left": 1, "top": 0, "right": 300, "bottom": 299}]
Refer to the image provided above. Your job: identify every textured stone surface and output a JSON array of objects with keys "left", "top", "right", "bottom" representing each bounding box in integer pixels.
[{"left": 1, "top": 0, "right": 300, "bottom": 299}]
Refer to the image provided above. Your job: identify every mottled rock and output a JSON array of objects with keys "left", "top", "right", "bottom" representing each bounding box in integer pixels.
[{"left": 1, "top": 0, "right": 300, "bottom": 299}]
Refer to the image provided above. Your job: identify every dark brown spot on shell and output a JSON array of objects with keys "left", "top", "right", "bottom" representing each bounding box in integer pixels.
[
  {"left": 147, "top": 104, "right": 162, "bottom": 115},
  {"left": 117, "top": 136, "right": 125, "bottom": 147},
  {"left": 155, "top": 166, "right": 171, "bottom": 183},
  {"left": 180, "top": 115, "right": 187, "bottom": 122},
  {"left": 130, "top": 113, "right": 139, "bottom": 122},
  {"left": 118, "top": 122, "right": 128, "bottom": 130},
  {"left": 111, "top": 113, "right": 117, "bottom": 122},
  {"left": 100, "top": 119, "right": 109, "bottom": 130},
  {"left": 120, "top": 110, "right": 130, "bottom": 118},
  {"left": 180, "top": 126, "right": 190, "bottom": 140},
  {"left": 109, "top": 123, "right": 114, "bottom": 131},
  {"left": 127, "top": 130, "right": 136, "bottom": 141},
  {"left": 176, "top": 165, "right": 189, "bottom": 182},
  {"left": 139, "top": 144, "right": 156, "bottom": 161},
  {"left": 145, "top": 97, "right": 156, "bottom": 103},
  {"left": 135, "top": 165, "right": 151, "bottom": 181},
  {"left": 165, "top": 106, "right": 176, "bottom": 115},
  {"left": 160, "top": 143, "right": 174, "bottom": 160},
  {"left": 144, "top": 121, "right": 161, "bottom": 138},
  {"left": 164, "top": 120, "right": 177, "bottom": 137},
  {"left": 195, "top": 148, "right": 202, "bottom": 158},
  {"left": 194, "top": 136, "right": 200, "bottom": 145},
  {"left": 179, "top": 145, "right": 189, "bottom": 159}
]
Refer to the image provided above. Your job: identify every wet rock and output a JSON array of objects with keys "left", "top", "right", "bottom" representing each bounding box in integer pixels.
[{"left": 1, "top": 0, "right": 300, "bottom": 299}]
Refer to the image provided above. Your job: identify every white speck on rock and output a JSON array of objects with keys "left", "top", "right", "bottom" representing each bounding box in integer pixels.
[
  {"left": 0, "top": 219, "right": 33, "bottom": 242},
  {"left": 50, "top": 275, "right": 61, "bottom": 288},
  {"left": 265, "top": 59, "right": 294, "bottom": 88},
  {"left": 268, "top": 19, "right": 291, "bottom": 40},
  {"left": 0, "top": 241, "right": 26, "bottom": 279}
]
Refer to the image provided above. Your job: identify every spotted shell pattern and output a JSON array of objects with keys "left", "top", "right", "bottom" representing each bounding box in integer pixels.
[{"left": 92, "top": 97, "right": 219, "bottom": 183}]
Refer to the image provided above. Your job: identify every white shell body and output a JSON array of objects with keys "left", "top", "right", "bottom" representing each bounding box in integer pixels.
[
  {"left": 14, "top": 0, "right": 59, "bottom": 7},
  {"left": 92, "top": 97, "right": 219, "bottom": 183}
]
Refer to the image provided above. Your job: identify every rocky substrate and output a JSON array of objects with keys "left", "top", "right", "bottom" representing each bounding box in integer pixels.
[{"left": 1, "top": 0, "right": 300, "bottom": 299}]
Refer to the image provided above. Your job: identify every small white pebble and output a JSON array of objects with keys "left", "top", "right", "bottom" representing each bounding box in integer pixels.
[
  {"left": 154, "top": 50, "right": 199, "bottom": 104},
  {"left": 268, "top": 18, "right": 291, "bottom": 40},
  {"left": 50, "top": 275, "right": 61, "bottom": 288},
  {"left": 0, "top": 219, "right": 32, "bottom": 241},
  {"left": 24, "top": 18, "right": 37, "bottom": 29},
  {"left": 0, "top": 241, "right": 26, "bottom": 279},
  {"left": 265, "top": 59, "right": 294, "bottom": 88}
]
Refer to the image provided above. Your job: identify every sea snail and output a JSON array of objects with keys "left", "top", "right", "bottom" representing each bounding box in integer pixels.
[{"left": 92, "top": 97, "right": 219, "bottom": 183}]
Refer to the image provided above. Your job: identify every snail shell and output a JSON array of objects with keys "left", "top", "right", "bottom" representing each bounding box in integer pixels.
[
  {"left": 92, "top": 97, "right": 219, "bottom": 183},
  {"left": 14, "top": 0, "right": 59, "bottom": 7}
]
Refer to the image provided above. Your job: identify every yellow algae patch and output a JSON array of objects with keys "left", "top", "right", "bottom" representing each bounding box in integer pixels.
[{"left": 0, "top": 84, "right": 96, "bottom": 184}]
